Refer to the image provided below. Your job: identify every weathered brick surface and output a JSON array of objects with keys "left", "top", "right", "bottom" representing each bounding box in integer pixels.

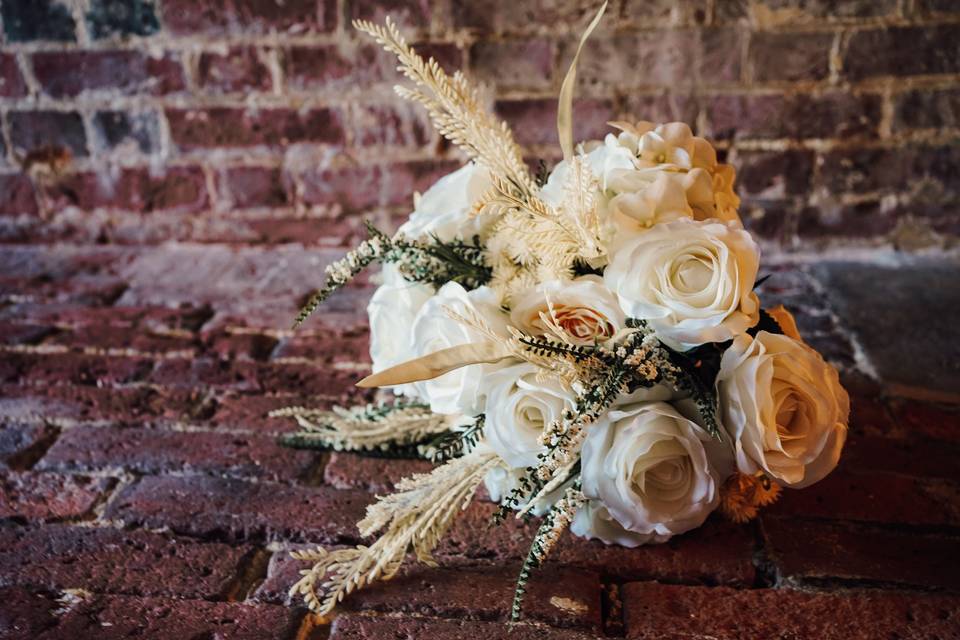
[
  {"left": 551, "top": 517, "right": 756, "bottom": 586},
  {"left": 1, "top": 2, "right": 959, "bottom": 638},
  {"left": 327, "top": 564, "right": 602, "bottom": 629},
  {"left": 323, "top": 452, "right": 433, "bottom": 492},
  {"left": 36, "top": 426, "right": 319, "bottom": 482},
  {"left": 762, "top": 517, "right": 960, "bottom": 590},
  {"left": 622, "top": 583, "right": 960, "bottom": 640},
  {"left": 330, "top": 614, "right": 603, "bottom": 640},
  {"left": 0, "top": 525, "right": 252, "bottom": 598},
  {"left": 38, "top": 595, "right": 303, "bottom": 640},
  {"left": 0, "top": 587, "right": 58, "bottom": 640},
  {"left": 104, "top": 474, "right": 371, "bottom": 543},
  {"left": 0, "top": 471, "right": 112, "bottom": 521}
]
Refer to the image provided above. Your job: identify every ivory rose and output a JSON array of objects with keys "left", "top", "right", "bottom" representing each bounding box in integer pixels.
[
  {"left": 367, "top": 263, "right": 433, "bottom": 398},
  {"left": 398, "top": 162, "right": 494, "bottom": 242},
  {"left": 509, "top": 275, "right": 625, "bottom": 346},
  {"left": 483, "top": 363, "right": 575, "bottom": 468},
  {"left": 717, "top": 331, "right": 849, "bottom": 488},
  {"left": 603, "top": 218, "right": 760, "bottom": 349},
  {"left": 410, "top": 282, "right": 510, "bottom": 416},
  {"left": 577, "top": 402, "right": 721, "bottom": 544}
]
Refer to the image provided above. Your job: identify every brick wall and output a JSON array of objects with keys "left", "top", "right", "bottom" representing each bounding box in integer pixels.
[
  {"left": 0, "top": 0, "right": 958, "bottom": 253},
  {"left": 2, "top": 3, "right": 960, "bottom": 638}
]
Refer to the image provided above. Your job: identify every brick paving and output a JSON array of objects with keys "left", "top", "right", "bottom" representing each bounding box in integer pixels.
[
  {"left": 2, "top": 0, "right": 960, "bottom": 637},
  {"left": 1, "top": 247, "right": 958, "bottom": 639}
]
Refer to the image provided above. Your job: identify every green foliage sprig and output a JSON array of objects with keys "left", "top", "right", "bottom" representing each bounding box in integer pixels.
[{"left": 294, "top": 222, "right": 492, "bottom": 328}]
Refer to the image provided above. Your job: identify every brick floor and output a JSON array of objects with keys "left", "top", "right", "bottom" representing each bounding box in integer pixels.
[{"left": 1, "top": 249, "right": 959, "bottom": 639}]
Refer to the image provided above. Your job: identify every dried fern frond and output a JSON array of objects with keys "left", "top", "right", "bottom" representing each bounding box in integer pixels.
[
  {"left": 290, "top": 449, "right": 504, "bottom": 615},
  {"left": 511, "top": 482, "right": 585, "bottom": 621},
  {"left": 271, "top": 401, "right": 454, "bottom": 453},
  {"left": 353, "top": 18, "right": 535, "bottom": 196}
]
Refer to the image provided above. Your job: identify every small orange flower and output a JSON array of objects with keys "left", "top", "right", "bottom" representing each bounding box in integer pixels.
[{"left": 719, "top": 472, "right": 782, "bottom": 523}]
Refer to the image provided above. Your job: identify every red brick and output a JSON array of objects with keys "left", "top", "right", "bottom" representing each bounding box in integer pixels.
[
  {"left": 733, "top": 149, "right": 814, "bottom": 198},
  {"left": 93, "top": 110, "right": 161, "bottom": 155},
  {"left": 552, "top": 517, "right": 756, "bottom": 586},
  {"left": 496, "top": 98, "right": 614, "bottom": 147},
  {"left": 762, "top": 516, "right": 960, "bottom": 590},
  {"left": 699, "top": 28, "right": 743, "bottom": 83},
  {"left": 706, "top": 92, "right": 881, "bottom": 141},
  {"left": 210, "top": 391, "right": 378, "bottom": 434},
  {"left": 36, "top": 426, "right": 318, "bottom": 482},
  {"left": 749, "top": 31, "right": 833, "bottom": 83},
  {"left": 240, "top": 214, "right": 369, "bottom": 246},
  {"left": 204, "top": 328, "right": 279, "bottom": 361},
  {"left": 271, "top": 328, "right": 370, "bottom": 365},
  {"left": 330, "top": 614, "right": 601, "bottom": 639},
  {"left": 197, "top": 46, "right": 273, "bottom": 93},
  {"left": 104, "top": 474, "right": 372, "bottom": 543},
  {"left": 815, "top": 147, "right": 910, "bottom": 195},
  {"left": 894, "top": 88, "right": 960, "bottom": 131},
  {"left": 0, "top": 383, "right": 201, "bottom": 426},
  {"left": 299, "top": 165, "right": 389, "bottom": 211},
  {"left": 162, "top": 0, "right": 335, "bottom": 35},
  {"left": 323, "top": 452, "right": 432, "bottom": 493},
  {"left": 37, "top": 595, "right": 302, "bottom": 640},
  {"left": 622, "top": 582, "right": 960, "bottom": 640},
  {"left": 0, "top": 471, "right": 112, "bottom": 521},
  {"left": 109, "top": 245, "right": 369, "bottom": 325},
  {"left": 843, "top": 25, "right": 960, "bottom": 80},
  {"left": 470, "top": 39, "right": 554, "bottom": 90},
  {"left": 0, "top": 422, "right": 56, "bottom": 470},
  {"left": 572, "top": 31, "right": 698, "bottom": 88},
  {"left": 620, "top": 0, "right": 709, "bottom": 25},
  {"left": 283, "top": 43, "right": 385, "bottom": 91},
  {"left": 349, "top": 102, "right": 432, "bottom": 149},
  {"left": 452, "top": 1, "right": 601, "bottom": 34},
  {"left": 299, "top": 160, "right": 461, "bottom": 211},
  {"left": 888, "top": 398, "right": 960, "bottom": 442},
  {"left": 31, "top": 50, "right": 185, "bottom": 98},
  {"left": 4, "top": 351, "right": 153, "bottom": 387},
  {"left": 918, "top": 0, "right": 960, "bottom": 13},
  {"left": 797, "top": 201, "right": 898, "bottom": 240},
  {"left": 346, "top": 0, "right": 434, "bottom": 27},
  {"left": 622, "top": 93, "right": 701, "bottom": 129},
  {"left": 341, "top": 564, "right": 601, "bottom": 629},
  {"left": 7, "top": 110, "right": 88, "bottom": 158},
  {"left": 216, "top": 165, "right": 291, "bottom": 209},
  {"left": 148, "top": 357, "right": 363, "bottom": 397},
  {"left": 42, "top": 166, "right": 209, "bottom": 214},
  {"left": 842, "top": 434, "right": 960, "bottom": 480},
  {"left": 0, "top": 53, "right": 28, "bottom": 98},
  {"left": 0, "top": 587, "right": 57, "bottom": 640},
  {"left": 46, "top": 323, "right": 198, "bottom": 354},
  {"left": 0, "top": 174, "right": 39, "bottom": 216},
  {"left": 167, "top": 107, "right": 345, "bottom": 150},
  {"left": 0, "top": 525, "right": 252, "bottom": 598},
  {"left": 767, "top": 469, "right": 960, "bottom": 527}
]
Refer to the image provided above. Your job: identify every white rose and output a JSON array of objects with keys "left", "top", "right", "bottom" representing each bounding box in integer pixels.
[
  {"left": 410, "top": 282, "right": 510, "bottom": 415},
  {"left": 483, "top": 362, "right": 575, "bottom": 468},
  {"left": 571, "top": 500, "right": 652, "bottom": 547},
  {"left": 398, "top": 162, "right": 494, "bottom": 242},
  {"left": 603, "top": 218, "right": 760, "bottom": 350},
  {"left": 579, "top": 402, "right": 720, "bottom": 544},
  {"left": 717, "top": 331, "right": 849, "bottom": 488},
  {"left": 509, "top": 275, "right": 625, "bottom": 346},
  {"left": 367, "top": 264, "right": 434, "bottom": 398}
]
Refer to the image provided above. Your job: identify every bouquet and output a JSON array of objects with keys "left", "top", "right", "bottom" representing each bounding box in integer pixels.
[{"left": 273, "top": 3, "right": 849, "bottom": 621}]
